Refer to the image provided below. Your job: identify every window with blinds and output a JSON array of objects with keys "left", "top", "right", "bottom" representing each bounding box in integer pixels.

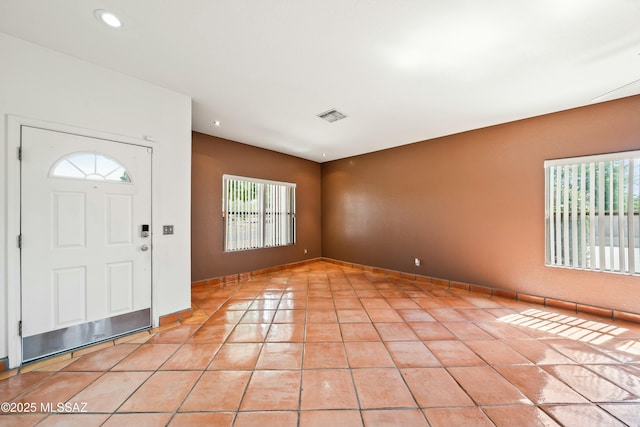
[
  {"left": 223, "top": 175, "right": 296, "bottom": 251},
  {"left": 545, "top": 151, "right": 640, "bottom": 275}
]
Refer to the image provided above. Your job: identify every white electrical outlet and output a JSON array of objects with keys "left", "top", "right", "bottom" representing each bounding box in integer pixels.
[{"left": 414, "top": 258, "right": 420, "bottom": 267}]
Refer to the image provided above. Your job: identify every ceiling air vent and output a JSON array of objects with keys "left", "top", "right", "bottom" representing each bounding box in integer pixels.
[{"left": 317, "top": 109, "right": 347, "bottom": 123}]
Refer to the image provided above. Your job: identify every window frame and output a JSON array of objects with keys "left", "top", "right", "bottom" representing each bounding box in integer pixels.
[
  {"left": 544, "top": 150, "right": 640, "bottom": 275},
  {"left": 222, "top": 174, "right": 296, "bottom": 252},
  {"left": 50, "top": 151, "right": 132, "bottom": 183}
]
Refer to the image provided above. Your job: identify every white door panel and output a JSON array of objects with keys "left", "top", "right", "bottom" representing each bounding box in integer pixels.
[
  {"left": 21, "top": 126, "right": 152, "bottom": 359},
  {"left": 53, "top": 192, "right": 86, "bottom": 248},
  {"left": 106, "top": 194, "right": 133, "bottom": 245},
  {"left": 107, "top": 261, "right": 133, "bottom": 313},
  {"left": 54, "top": 267, "right": 86, "bottom": 325}
]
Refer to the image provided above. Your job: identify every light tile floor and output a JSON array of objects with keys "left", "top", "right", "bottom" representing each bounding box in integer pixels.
[{"left": 1, "top": 261, "right": 640, "bottom": 426}]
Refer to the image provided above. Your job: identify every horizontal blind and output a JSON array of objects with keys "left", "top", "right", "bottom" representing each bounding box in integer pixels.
[
  {"left": 545, "top": 151, "right": 640, "bottom": 275},
  {"left": 223, "top": 175, "right": 295, "bottom": 251}
]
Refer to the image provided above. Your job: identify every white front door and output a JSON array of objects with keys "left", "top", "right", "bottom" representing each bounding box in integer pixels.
[{"left": 20, "top": 126, "right": 152, "bottom": 362}]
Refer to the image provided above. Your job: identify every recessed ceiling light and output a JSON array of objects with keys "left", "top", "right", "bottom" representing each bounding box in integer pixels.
[
  {"left": 213, "top": 121, "right": 222, "bottom": 127},
  {"left": 95, "top": 10, "right": 122, "bottom": 28}
]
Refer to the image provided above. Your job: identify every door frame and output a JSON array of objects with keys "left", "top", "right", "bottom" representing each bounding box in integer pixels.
[{"left": 6, "top": 115, "right": 157, "bottom": 368}]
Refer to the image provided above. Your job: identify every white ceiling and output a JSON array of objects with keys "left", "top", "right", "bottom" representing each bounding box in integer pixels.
[{"left": 1, "top": 1, "right": 639, "bottom": 162}]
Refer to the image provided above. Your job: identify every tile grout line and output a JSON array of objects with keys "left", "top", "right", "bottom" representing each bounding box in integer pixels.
[
  {"left": 340, "top": 266, "right": 366, "bottom": 426},
  {"left": 2, "top": 261, "right": 639, "bottom": 426}
]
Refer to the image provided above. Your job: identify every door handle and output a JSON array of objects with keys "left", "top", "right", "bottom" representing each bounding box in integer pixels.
[{"left": 141, "top": 244, "right": 149, "bottom": 252}]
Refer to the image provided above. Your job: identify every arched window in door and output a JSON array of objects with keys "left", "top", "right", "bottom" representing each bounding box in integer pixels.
[{"left": 50, "top": 152, "right": 131, "bottom": 182}]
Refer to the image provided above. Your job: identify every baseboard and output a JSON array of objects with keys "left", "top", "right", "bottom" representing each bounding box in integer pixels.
[
  {"left": 320, "top": 257, "right": 640, "bottom": 324},
  {"left": 159, "top": 307, "right": 193, "bottom": 326},
  {"left": 189, "top": 256, "right": 640, "bottom": 325},
  {"left": 191, "top": 258, "right": 323, "bottom": 288}
]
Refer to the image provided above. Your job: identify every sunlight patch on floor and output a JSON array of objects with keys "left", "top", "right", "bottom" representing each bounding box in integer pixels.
[{"left": 498, "top": 308, "right": 629, "bottom": 347}]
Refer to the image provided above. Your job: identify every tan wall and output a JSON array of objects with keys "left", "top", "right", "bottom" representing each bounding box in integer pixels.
[
  {"left": 321, "top": 95, "right": 640, "bottom": 313},
  {"left": 191, "top": 132, "right": 321, "bottom": 281}
]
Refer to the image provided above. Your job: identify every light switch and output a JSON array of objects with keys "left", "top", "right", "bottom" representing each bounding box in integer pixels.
[{"left": 163, "top": 225, "right": 174, "bottom": 235}]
